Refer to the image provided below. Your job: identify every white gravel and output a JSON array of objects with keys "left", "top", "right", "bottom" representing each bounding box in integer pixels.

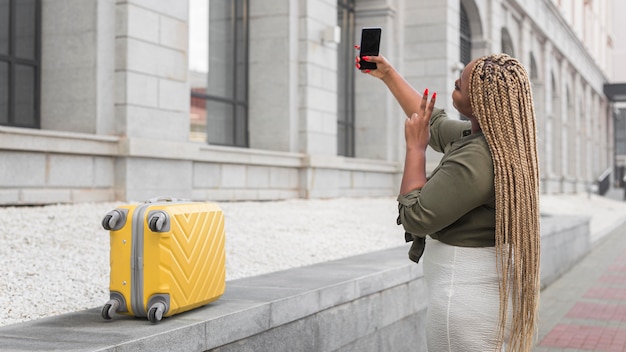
[
  {"left": 0, "top": 197, "right": 403, "bottom": 327},
  {"left": 2, "top": 193, "right": 626, "bottom": 328}
]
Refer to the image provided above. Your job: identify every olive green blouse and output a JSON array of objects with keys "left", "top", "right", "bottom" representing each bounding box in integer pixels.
[{"left": 397, "top": 108, "right": 496, "bottom": 263}]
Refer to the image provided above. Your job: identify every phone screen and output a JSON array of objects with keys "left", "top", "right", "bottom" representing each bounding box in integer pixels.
[{"left": 359, "top": 27, "right": 382, "bottom": 70}]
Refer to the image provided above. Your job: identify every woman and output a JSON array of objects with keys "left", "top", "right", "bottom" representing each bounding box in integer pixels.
[{"left": 356, "top": 52, "right": 540, "bottom": 351}]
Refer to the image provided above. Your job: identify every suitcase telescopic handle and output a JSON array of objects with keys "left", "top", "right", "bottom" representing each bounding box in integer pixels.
[{"left": 146, "top": 197, "right": 179, "bottom": 203}]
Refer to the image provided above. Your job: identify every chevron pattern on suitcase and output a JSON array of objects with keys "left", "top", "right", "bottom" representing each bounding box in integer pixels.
[{"left": 143, "top": 204, "right": 226, "bottom": 316}]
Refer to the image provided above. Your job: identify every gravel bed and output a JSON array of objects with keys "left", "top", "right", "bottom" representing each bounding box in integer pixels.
[{"left": 0, "top": 197, "right": 403, "bottom": 327}]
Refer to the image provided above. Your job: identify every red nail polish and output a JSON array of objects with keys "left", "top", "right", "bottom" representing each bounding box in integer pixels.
[
  {"left": 432, "top": 92, "right": 437, "bottom": 99},
  {"left": 362, "top": 56, "right": 369, "bottom": 61},
  {"left": 424, "top": 88, "right": 429, "bottom": 96},
  {"left": 365, "top": 69, "right": 371, "bottom": 73},
  {"left": 354, "top": 45, "right": 359, "bottom": 49}
]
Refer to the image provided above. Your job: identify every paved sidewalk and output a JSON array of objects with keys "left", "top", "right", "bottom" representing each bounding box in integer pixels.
[{"left": 535, "top": 224, "right": 626, "bottom": 351}]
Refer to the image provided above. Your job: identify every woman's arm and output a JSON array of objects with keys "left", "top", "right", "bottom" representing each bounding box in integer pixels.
[
  {"left": 381, "top": 67, "right": 426, "bottom": 118},
  {"left": 399, "top": 90, "right": 436, "bottom": 195},
  {"left": 356, "top": 54, "right": 424, "bottom": 118},
  {"left": 398, "top": 141, "right": 495, "bottom": 237},
  {"left": 356, "top": 53, "right": 436, "bottom": 195}
]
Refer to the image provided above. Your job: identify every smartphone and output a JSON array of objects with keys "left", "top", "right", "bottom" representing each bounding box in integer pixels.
[{"left": 359, "top": 27, "right": 382, "bottom": 70}]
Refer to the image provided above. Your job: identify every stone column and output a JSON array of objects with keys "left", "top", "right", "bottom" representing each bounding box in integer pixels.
[
  {"left": 114, "top": 0, "right": 193, "bottom": 201},
  {"left": 248, "top": 0, "right": 300, "bottom": 153},
  {"left": 542, "top": 41, "right": 557, "bottom": 193},
  {"left": 297, "top": 0, "right": 340, "bottom": 155},
  {"left": 115, "top": 0, "right": 190, "bottom": 141},
  {"left": 41, "top": 0, "right": 115, "bottom": 135},
  {"left": 394, "top": 0, "right": 458, "bottom": 173},
  {"left": 353, "top": 0, "right": 398, "bottom": 161},
  {"left": 558, "top": 57, "right": 568, "bottom": 192}
]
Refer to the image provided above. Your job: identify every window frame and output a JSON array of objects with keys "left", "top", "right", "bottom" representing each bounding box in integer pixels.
[
  {"left": 0, "top": 0, "right": 41, "bottom": 128},
  {"left": 337, "top": 0, "right": 356, "bottom": 157},
  {"left": 460, "top": 3, "right": 472, "bottom": 65},
  {"left": 191, "top": 0, "right": 249, "bottom": 148},
  {"left": 501, "top": 27, "right": 515, "bottom": 57}
]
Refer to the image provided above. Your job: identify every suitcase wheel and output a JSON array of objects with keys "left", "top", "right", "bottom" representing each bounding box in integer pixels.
[
  {"left": 148, "top": 212, "right": 167, "bottom": 232},
  {"left": 101, "top": 299, "right": 120, "bottom": 320},
  {"left": 102, "top": 210, "right": 124, "bottom": 231},
  {"left": 148, "top": 302, "right": 167, "bottom": 324}
]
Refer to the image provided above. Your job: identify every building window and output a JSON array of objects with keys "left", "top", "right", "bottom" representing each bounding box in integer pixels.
[
  {"left": 460, "top": 3, "right": 472, "bottom": 65},
  {"left": 529, "top": 53, "right": 538, "bottom": 80},
  {"left": 615, "top": 109, "right": 626, "bottom": 156},
  {"left": 337, "top": 0, "right": 355, "bottom": 157},
  {"left": 0, "top": 0, "right": 40, "bottom": 128},
  {"left": 189, "top": 0, "right": 249, "bottom": 147},
  {"left": 501, "top": 28, "right": 515, "bottom": 57}
]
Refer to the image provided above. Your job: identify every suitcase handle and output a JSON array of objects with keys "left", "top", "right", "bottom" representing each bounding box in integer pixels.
[{"left": 145, "top": 196, "right": 179, "bottom": 203}]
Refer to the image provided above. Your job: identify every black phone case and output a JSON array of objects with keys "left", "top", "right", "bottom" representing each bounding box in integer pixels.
[{"left": 359, "top": 27, "right": 381, "bottom": 70}]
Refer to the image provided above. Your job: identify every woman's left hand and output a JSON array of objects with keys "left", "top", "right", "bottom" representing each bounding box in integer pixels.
[{"left": 405, "top": 89, "right": 436, "bottom": 151}]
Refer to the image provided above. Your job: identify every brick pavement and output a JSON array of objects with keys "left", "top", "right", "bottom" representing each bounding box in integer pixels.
[{"left": 535, "top": 226, "right": 626, "bottom": 352}]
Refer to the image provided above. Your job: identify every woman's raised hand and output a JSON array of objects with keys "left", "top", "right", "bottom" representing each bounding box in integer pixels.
[{"left": 354, "top": 45, "right": 392, "bottom": 80}]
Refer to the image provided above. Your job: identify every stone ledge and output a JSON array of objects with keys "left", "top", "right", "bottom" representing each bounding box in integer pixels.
[
  {"left": 0, "top": 126, "right": 119, "bottom": 156},
  {"left": 0, "top": 245, "right": 423, "bottom": 352},
  {"left": 0, "top": 215, "right": 591, "bottom": 352}
]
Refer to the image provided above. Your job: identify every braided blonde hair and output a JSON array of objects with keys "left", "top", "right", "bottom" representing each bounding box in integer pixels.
[{"left": 469, "top": 54, "right": 540, "bottom": 351}]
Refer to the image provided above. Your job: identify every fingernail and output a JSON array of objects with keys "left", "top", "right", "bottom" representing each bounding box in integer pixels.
[
  {"left": 354, "top": 45, "right": 359, "bottom": 49},
  {"left": 432, "top": 92, "right": 437, "bottom": 99},
  {"left": 356, "top": 63, "right": 360, "bottom": 69},
  {"left": 362, "top": 56, "right": 370, "bottom": 61},
  {"left": 365, "top": 69, "right": 371, "bottom": 73},
  {"left": 424, "top": 88, "right": 429, "bottom": 96}
]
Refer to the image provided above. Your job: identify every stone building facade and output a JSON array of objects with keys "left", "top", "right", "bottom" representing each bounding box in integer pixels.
[{"left": 0, "top": 0, "right": 614, "bottom": 204}]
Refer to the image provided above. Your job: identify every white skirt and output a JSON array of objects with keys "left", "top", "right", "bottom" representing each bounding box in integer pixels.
[{"left": 422, "top": 237, "right": 510, "bottom": 352}]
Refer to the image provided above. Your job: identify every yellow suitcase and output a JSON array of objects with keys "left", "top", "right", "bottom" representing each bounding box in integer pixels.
[{"left": 100, "top": 197, "right": 225, "bottom": 323}]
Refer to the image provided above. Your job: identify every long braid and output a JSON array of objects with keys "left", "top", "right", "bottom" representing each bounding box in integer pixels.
[{"left": 469, "top": 54, "right": 541, "bottom": 351}]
